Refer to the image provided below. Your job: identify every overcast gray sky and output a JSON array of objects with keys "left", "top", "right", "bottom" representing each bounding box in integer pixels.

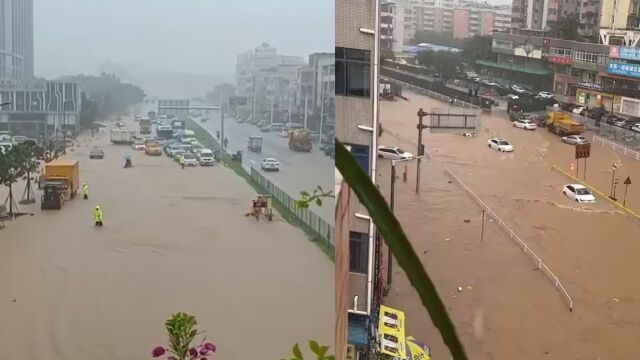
[{"left": 35, "top": 0, "right": 334, "bottom": 78}]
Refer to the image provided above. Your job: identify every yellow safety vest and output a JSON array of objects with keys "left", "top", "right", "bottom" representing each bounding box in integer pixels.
[
  {"left": 94, "top": 209, "right": 102, "bottom": 221},
  {"left": 83, "top": 184, "right": 89, "bottom": 194}
]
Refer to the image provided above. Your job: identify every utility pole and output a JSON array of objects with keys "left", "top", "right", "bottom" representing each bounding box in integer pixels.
[
  {"left": 270, "top": 97, "right": 274, "bottom": 125},
  {"left": 220, "top": 106, "right": 225, "bottom": 148},
  {"left": 416, "top": 108, "right": 428, "bottom": 193},
  {"left": 303, "top": 94, "right": 308, "bottom": 129},
  {"left": 319, "top": 80, "right": 325, "bottom": 142}
]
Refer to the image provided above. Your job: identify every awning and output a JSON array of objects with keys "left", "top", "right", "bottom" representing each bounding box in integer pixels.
[
  {"left": 348, "top": 314, "right": 369, "bottom": 346},
  {"left": 598, "top": 72, "right": 640, "bottom": 81}
]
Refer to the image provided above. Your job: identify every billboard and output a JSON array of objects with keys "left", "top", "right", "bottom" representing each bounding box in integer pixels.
[
  {"left": 608, "top": 62, "right": 640, "bottom": 78},
  {"left": 609, "top": 46, "right": 640, "bottom": 61},
  {"left": 378, "top": 305, "right": 406, "bottom": 359},
  {"left": 429, "top": 108, "right": 479, "bottom": 134}
]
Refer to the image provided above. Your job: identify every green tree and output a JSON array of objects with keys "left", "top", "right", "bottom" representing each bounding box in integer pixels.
[
  {"left": 13, "top": 142, "right": 42, "bottom": 204},
  {"left": 432, "top": 52, "right": 460, "bottom": 81},
  {"left": 549, "top": 14, "right": 579, "bottom": 41},
  {"left": 0, "top": 146, "right": 27, "bottom": 215},
  {"left": 416, "top": 50, "right": 434, "bottom": 70},
  {"left": 462, "top": 35, "right": 496, "bottom": 69}
]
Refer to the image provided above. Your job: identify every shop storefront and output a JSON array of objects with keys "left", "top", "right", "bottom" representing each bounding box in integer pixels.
[
  {"left": 575, "top": 87, "right": 615, "bottom": 110},
  {"left": 553, "top": 74, "right": 579, "bottom": 96},
  {"left": 620, "top": 96, "right": 640, "bottom": 117}
]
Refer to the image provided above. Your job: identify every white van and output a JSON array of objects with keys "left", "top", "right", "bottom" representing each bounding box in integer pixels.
[{"left": 285, "top": 123, "right": 304, "bottom": 131}]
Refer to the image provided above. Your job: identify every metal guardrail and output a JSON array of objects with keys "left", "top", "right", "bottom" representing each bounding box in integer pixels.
[
  {"left": 383, "top": 77, "right": 480, "bottom": 110},
  {"left": 445, "top": 167, "right": 574, "bottom": 312},
  {"left": 250, "top": 168, "right": 335, "bottom": 248},
  {"left": 592, "top": 135, "right": 640, "bottom": 160}
]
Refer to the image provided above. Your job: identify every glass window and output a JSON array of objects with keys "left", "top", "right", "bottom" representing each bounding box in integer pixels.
[
  {"left": 349, "top": 231, "right": 369, "bottom": 274},
  {"left": 336, "top": 47, "right": 371, "bottom": 97},
  {"left": 345, "top": 143, "right": 370, "bottom": 174}
]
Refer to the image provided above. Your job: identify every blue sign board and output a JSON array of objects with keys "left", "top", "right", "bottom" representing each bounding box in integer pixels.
[
  {"left": 619, "top": 47, "right": 640, "bottom": 61},
  {"left": 608, "top": 62, "right": 640, "bottom": 78}
]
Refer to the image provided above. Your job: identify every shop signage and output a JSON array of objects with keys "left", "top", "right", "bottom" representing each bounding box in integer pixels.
[
  {"left": 578, "top": 81, "right": 603, "bottom": 90},
  {"left": 378, "top": 305, "right": 406, "bottom": 359},
  {"left": 610, "top": 46, "right": 640, "bottom": 61},
  {"left": 548, "top": 56, "right": 572, "bottom": 64},
  {"left": 608, "top": 62, "right": 640, "bottom": 78}
]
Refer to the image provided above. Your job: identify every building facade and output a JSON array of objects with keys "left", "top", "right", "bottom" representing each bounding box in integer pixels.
[
  {"left": 234, "top": 43, "right": 303, "bottom": 123},
  {"left": 0, "top": 0, "right": 34, "bottom": 82},
  {"left": 336, "top": 0, "right": 381, "bottom": 358},
  {"left": 0, "top": 80, "right": 81, "bottom": 137},
  {"left": 206, "top": 83, "right": 235, "bottom": 107},
  {"left": 599, "top": 0, "right": 640, "bottom": 46}
]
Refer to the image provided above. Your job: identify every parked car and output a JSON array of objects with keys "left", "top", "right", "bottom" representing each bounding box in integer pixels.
[
  {"left": 132, "top": 141, "right": 145, "bottom": 150},
  {"left": 89, "top": 148, "right": 104, "bottom": 159},
  {"left": 487, "top": 138, "right": 514, "bottom": 152},
  {"left": 537, "top": 91, "right": 555, "bottom": 99},
  {"left": 261, "top": 158, "right": 280, "bottom": 171},
  {"left": 181, "top": 153, "right": 198, "bottom": 166},
  {"left": 271, "top": 123, "right": 286, "bottom": 131},
  {"left": 572, "top": 106, "right": 587, "bottom": 115},
  {"left": 561, "top": 135, "right": 589, "bottom": 145},
  {"left": 562, "top": 184, "right": 596, "bottom": 203},
  {"left": 513, "top": 119, "right": 537, "bottom": 130},
  {"left": 631, "top": 123, "right": 640, "bottom": 134},
  {"left": 279, "top": 130, "right": 290, "bottom": 138},
  {"left": 145, "top": 144, "right": 162, "bottom": 156},
  {"left": 377, "top": 145, "right": 414, "bottom": 160},
  {"left": 506, "top": 94, "right": 519, "bottom": 100}
]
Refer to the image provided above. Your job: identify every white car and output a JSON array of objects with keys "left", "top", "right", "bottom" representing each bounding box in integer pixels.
[
  {"left": 132, "top": 141, "right": 145, "bottom": 150},
  {"left": 511, "top": 85, "right": 527, "bottom": 93},
  {"left": 279, "top": 130, "right": 290, "bottom": 138},
  {"left": 487, "top": 138, "right": 514, "bottom": 152},
  {"left": 538, "top": 91, "right": 555, "bottom": 99},
  {"left": 261, "top": 158, "right": 280, "bottom": 172},
  {"left": 181, "top": 153, "right": 199, "bottom": 167},
  {"left": 513, "top": 119, "right": 537, "bottom": 130},
  {"left": 506, "top": 94, "right": 519, "bottom": 100},
  {"left": 198, "top": 149, "right": 215, "bottom": 166},
  {"left": 631, "top": 123, "right": 640, "bottom": 133},
  {"left": 377, "top": 145, "right": 414, "bottom": 160},
  {"left": 562, "top": 184, "right": 596, "bottom": 203},
  {"left": 561, "top": 135, "right": 589, "bottom": 145},
  {"left": 572, "top": 107, "right": 586, "bottom": 115}
]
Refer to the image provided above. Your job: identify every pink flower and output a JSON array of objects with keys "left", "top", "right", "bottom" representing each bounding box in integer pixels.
[
  {"left": 200, "top": 358, "right": 208, "bottom": 360},
  {"left": 151, "top": 346, "right": 166, "bottom": 358},
  {"left": 203, "top": 342, "right": 216, "bottom": 352},
  {"left": 189, "top": 347, "right": 198, "bottom": 358}
]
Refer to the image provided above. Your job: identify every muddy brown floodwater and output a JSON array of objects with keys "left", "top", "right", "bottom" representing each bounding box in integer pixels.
[
  {"left": 378, "top": 91, "right": 640, "bottom": 360},
  {"left": 0, "top": 118, "right": 333, "bottom": 360}
]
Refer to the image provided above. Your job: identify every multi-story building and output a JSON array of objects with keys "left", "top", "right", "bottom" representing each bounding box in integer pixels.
[
  {"left": 336, "top": 0, "right": 381, "bottom": 358},
  {"left": 510, "top": 0, "right": 584, "bottom": 32},
  {"left": 235, "top": 43, "right": 303, "bottom": 122},
  {"left": 487, "top": 31, "right": 640, "bottom": 116},
  {"left": 381, "top": 1, "right": 396, "bottom": 50},
  {"left": 0, "top": 80, "right": 81, "bottom": 137},
  {"left": 599, "top": 0, "right": 640, "bottom": 46},
  {"left": 452, "top": 6, "right": 499, "bottom": 39},
  {"left": 0, "top": 0, "right": 34, "bottom": 82},
  {"left": 206, "top": 83, "right": 235, "bottom": 108}
]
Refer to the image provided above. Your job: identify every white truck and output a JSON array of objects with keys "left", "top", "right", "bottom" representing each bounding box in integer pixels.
[{"left": 110, "top": 128, "right": 136, "bottom": 144}]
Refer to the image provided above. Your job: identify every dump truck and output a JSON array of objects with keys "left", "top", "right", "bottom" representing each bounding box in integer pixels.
[
  {"left": 289, "top": 129, "right": 312, "bottom": 152},
  {"left": 110, "top": 128, "right": 136, "bottom": 144},
  {"left": 139, "top": 118, "right": 152, "bottom": 134},
  {"left": 39, "top": 159, "right": 80, "bottom": 201},
  {"left": 546, "top": 112, "right": 585, "bottom": 136},
  {"left": 247, "top": 136, "right": 263, "bottom": 152}
]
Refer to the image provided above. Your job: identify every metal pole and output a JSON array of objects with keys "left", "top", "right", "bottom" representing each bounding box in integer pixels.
[
  {"left": 220, "top": 106, "right": 225, "bottom": 149},
  {"left": 319, "top": 79, "right": 325, "bottom": 142},
  {"left": 610, "top": 167, "right": 616, "bottom": 197},
  {"left": 304, "top": 94, "right": 308, "bottom": 129},
  {"left": 387, "top": 161, "right": 396, "bottom": 287},
  {"left": 623, "top": 184, "right": 629, "bottom": 206},
  {"left": 583, "top": 158, "right": 587, "bottom": 180},
  {"left": 270, "top": 97, "right": 274, "bottom": 125},
  {"left": 416, "top": 109, "right": 425, "bottom": 194},
  {"left": 481, "top": 210, "right": 485, "bottom": 242}
]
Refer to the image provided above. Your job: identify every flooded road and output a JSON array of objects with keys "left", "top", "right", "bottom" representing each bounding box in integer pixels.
[
  {"left": 0, "top": 120, "right": 333, "bottom": 360},
  {"left": 379, "top": 91, "right": 640, "bottom": 359}
]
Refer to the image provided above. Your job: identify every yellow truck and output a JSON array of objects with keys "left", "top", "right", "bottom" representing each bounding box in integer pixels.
[
  {"left": 288, "top": 129, "right": 312, "bottom": 152},
  {"left": 546, "top": 112, "right": 585, "bottom": 136},
  {"left": 40, "top": 159, "right": 80, "bottom": 201}
]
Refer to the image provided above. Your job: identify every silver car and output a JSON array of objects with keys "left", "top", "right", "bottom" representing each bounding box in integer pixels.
[{"left": 561, "top": 135, "right": 589, "bottom": 145}]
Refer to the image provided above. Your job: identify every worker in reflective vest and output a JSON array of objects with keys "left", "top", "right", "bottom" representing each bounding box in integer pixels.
[
  {"left": 94, "top": 205, "right": 103, "bottom": 226},
  {"left": 83, "top": 182, "right": 89, "bottom": 200}
]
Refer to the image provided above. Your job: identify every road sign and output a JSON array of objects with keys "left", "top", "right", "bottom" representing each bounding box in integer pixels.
[
  {"left": 624, "top": 176, "right": 632, "bottom": 185},
  {"left": 575, "top": 143, "right": 591, "bottom": 159},
  {"left": 229, "top": 96, "right": 248, "bottom": 106}
]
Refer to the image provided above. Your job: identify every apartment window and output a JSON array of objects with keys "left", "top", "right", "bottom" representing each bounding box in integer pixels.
[
  {"left": 336, "top": 47, "right": 371, "bottom": 97},
  {"left": 349, "top": 231, "right": 369, "bottom": 274},
  {"left": 344, "top": 143, "right": 370, "bottom": 174}
]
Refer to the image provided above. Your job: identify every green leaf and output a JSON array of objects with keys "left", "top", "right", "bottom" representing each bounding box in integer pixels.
[
  {"left": 315, "top": 197, "right": 322, "bottom": 206},
  {"left": 324, "top": 356, "right": 335, "bottom": 360},
  {"left": 318, "top": 346, "right": 328, "bottom": 357},
  {"left": 309, "top": 340, "right": 320, "bottom": 355},
  {"left": 292, "top": 343, "right": 303, "bottom": 359},
  {"left": 300, "top": 191, "right": 310, "bottom": 197},
  {"left": 335, "top": 140, "right": 469, "bottom": 360}
]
